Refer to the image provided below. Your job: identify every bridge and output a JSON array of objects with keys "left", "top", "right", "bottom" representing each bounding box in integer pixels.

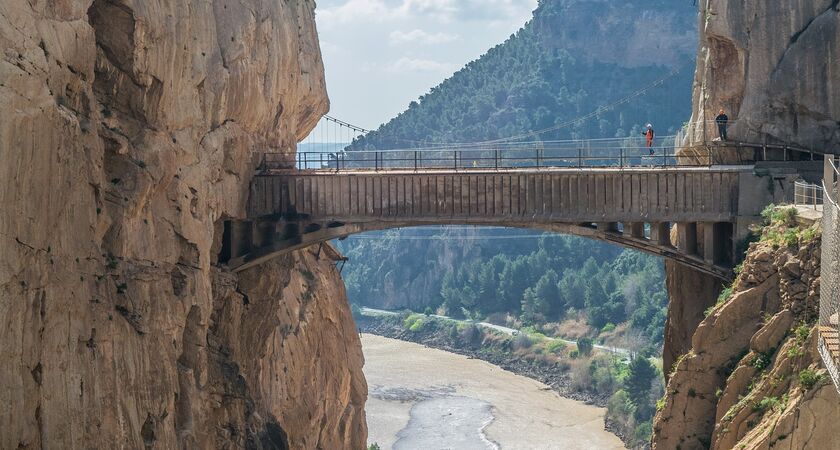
[{"left": 217, "top": 121, "right": 820, "bottom": 280}]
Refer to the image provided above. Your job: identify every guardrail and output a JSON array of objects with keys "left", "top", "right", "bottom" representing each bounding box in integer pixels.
[
  {"left": 263, "top": 119, "right": 828, "bottom": 172},
  {"left": 280, "top": 144, "right": 703, "bottom": 172},
  {"left": 819, "top": 155, "right": 840, "bottom": 394},
  {"left": 794, "top": 180, "right": 823, "bottom": 209}
]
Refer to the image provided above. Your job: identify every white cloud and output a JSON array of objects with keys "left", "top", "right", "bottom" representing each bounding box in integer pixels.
[
  {"left": 389, "top": 29, "right": 459, "bottom": 45},
  {"left": 386, "top": 57, "right": 458, "bottom": 73},
  {"left": 317, "top": 0, "right": 395, "bottom": 28}
]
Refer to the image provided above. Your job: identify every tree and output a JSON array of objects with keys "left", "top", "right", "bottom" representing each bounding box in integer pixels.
[
  {"left": 624, "top": 355, "right": 657, "bottom": 421},
  {"left": 577, "top": 337, "right": 594, "bottom": 357}
]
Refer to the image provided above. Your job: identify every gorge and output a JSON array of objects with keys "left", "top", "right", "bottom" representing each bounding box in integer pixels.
[{"left": 2, "top": 1, "right": 840, "bottom": 450}]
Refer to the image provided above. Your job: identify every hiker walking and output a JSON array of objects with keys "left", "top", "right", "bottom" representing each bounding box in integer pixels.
[
  {"left": 642, "top": 124, "right": 655, "bottom": 155},
  {"left": 715, "top": 109, "right": 729, "bottom": 141}
]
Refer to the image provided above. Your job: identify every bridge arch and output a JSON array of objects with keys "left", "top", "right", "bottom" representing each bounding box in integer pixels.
[{"left": 221, "top": 218, "right": 733, "bottom": 280}]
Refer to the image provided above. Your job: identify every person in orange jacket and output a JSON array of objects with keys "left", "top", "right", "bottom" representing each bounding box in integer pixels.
[{"left": 642, "top": 124, "right": 655, "bottom": 155}]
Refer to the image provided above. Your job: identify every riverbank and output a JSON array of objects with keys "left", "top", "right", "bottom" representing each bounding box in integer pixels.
[
  {"left": 363, "top": 333, "right": 625, "bottom": 449},
  {"left": 358, "top": 314, "right": 635, "bottom": 445}
]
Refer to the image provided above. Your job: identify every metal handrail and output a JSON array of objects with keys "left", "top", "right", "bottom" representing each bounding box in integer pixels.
[{"left": 794, "top": 180, "right": 823, "bottom": 209}]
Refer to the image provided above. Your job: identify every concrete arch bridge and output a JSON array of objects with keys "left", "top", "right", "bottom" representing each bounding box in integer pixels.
[{"left": 220, "top": 162, "right": 796, "bottom": 280}]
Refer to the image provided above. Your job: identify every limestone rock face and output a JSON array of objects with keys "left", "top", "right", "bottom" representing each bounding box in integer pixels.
[
  {"left": 685, "top": 1, "right": 840, "bottom": 155},
  {"left": 652, "top": 236, "right": 840, "bottom": 450},
  {"left": 0, "top": 1, "right": 365, "bottom": 448}
]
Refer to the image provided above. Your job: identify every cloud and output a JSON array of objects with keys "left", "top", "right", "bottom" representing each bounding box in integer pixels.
[
  {"left": 318, "top": 0, "right": 533, "bottom": 28},
  {"left": 389, "top": 29, "right": 459, "bottom": 45},
  {"left": 386, "top": 57, "right": 458, "bottom": 73}
]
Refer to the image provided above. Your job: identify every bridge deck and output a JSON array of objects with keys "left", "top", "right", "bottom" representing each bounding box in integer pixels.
[{"left": 250, "top": 166, "right": 753, "bottom": 224}]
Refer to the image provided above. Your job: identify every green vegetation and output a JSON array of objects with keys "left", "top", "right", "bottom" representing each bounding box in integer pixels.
[
  {"left": 348, "top": 1, "right": 692, "bottom": 149},
  {"left": 340, "top": 231, "right": 670, "bottom": 353},
  {"left": 367, "top": 444, "right": 381, "bottom": 450},
  {"left": 798, "top": 368, "right": 824, "bottom": 391},
  {"left": 756, "top": 204, "right": 819, "bottom": 249},
  {"left": 606, "top": 355, "right": 662, "bottom": 448},
  {"left": 577, "top": 337, "right": 594, "bottom": 357}
]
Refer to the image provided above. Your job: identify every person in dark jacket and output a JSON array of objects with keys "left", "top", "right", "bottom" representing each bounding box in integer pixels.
[{"left": 716, "top": 109, "right": 729, "bottom": 141}]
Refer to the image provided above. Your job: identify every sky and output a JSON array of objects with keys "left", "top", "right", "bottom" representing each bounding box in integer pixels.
[{"left": 314, "top": 0, "right": 539, "bottom": 131}]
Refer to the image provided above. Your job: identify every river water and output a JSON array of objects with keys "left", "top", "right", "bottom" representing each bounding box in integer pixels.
[{"left": 362, "top": 334, "right": 625, "bottom": 450}]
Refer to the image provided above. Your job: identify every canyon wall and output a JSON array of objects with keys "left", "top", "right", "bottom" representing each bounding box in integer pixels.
[
  {"left": 654, "top": 220, "right": 839, "bottom": 449},
  {"left": 0, "top": 1, "right": 366, "bottom": 448},
  {"left": 665, "top": 0, "right": 840, "bottom": 380},
  {"left": 686, "top": 0, "right": 840, "bottom": 153}
]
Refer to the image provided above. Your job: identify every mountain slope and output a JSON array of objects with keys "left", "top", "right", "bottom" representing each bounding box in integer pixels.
[{"left": 350, "top": 0, "right": 698, "bottom": 149}]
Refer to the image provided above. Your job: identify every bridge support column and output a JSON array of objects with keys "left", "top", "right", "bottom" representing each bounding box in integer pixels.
[
  {"left": 228, "top": 220, "right": 254, "bottom": 260},
  {"left": 597, "top": 222, "right": 619, "bottom": 233},
  {"left": 703, "top": 222, "right": 717, "bottom": 265},
  {"left": 678, "top": 222, "right": 698, "bottom": 257},
  {"left": 651, "top": 223, "right": 671, "bottom": 246},
  {"left": 625, "top": 222, "right": 645, "bottom": 239}
]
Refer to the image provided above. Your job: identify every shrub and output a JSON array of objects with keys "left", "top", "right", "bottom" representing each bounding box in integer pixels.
[
  {"left": 513, "top": 333, "right": 534, "bottom": 350},
  {"left": 752, "top": 396, "right": 780, "bottom": 413},
  {"left": 601, "top": 323, "right": 616, "bottom": 334},
  {"left": 403, "top": 313, "right": 424, "bottom": 329},
  {"left": 717, "top": 286, "right": 733, "bottom": 304},
  {"left": 577, "top": 337, "right": 594, "bottom": 356},
  {"left": 368, "top": 444, "right": 381, "bottom": 450},
  {"left": 546, "top": 340, "right": 567, "bottom": 355},
  {"left": 569, "top": 349, "right": 580, "bottom": 359},
  {"left": 423, "top": 306, "right": 434, "bottom": 316},
  {"left": 751, "top": 351, "right": 773, "bottom": 371},
  {"left": 799, "top": 368, "right": 824, "bottom": 391}
]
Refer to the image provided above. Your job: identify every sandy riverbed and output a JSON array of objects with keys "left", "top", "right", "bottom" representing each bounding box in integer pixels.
[{"left": 362, "top": 334, "right": 625, "bottom": 450}]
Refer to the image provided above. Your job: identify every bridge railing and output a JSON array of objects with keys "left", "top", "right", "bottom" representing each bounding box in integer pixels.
[
  {"left": 281, "top": 143, "right": 699, "bottom": 171},
  {"left": 794, "top": 180, "right": 824, "bottom": 209},
  {"left": 820, "top": 155, "right": 840, "bottom": 393},
  {"left": 680, "top": 119, "right": 822, "bottom": 161}
]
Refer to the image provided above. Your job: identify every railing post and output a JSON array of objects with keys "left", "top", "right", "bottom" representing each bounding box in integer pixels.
[
  {"left": 454, "top": 151, "right": 458, "bottom": 171},
  {"left": 414, "top": 151, "right": 418, "bottom": 172},
  {"left": 620, "top": 148, "right": 624, "bottom": 168},
  {"left": 578, "top": 148, "right": 582, "bottom": 168},
  {"left": 536, "top": 148, "right": 541, "bottom": 168},
  {"left": 495, "top": 149, "right": 499, "bottom": 170},
  {"left": 375, "top": 152, "right": 379, "bottom": 171}
]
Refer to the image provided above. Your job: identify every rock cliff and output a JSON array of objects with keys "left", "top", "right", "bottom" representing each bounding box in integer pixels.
[
  {"left": 654, "top": 212, "right": 839, "bottom": 450},
  {"left": 664, "top": 0, "right": 840, "bottom": 392},
  {"left": 685, "top": 0, "right": 840, "bottom": 155},
  {"left": 0, "top": 1, "right": 366, "bottom": 448}
]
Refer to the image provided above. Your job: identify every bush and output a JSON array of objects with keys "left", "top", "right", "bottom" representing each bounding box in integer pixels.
[
  {"left": 799, "top": 368, "right": 824, "bottom": 391},
  {"left": 751, "top": 351, "right": 774, "bottom": 371},
  {"left": 368, "top": 444, "right": 381, "bottom": 450},
  {"left": 403, "top": 313, "right": 424, "bottom": 328},
  {"left": 633, "top": 421, "right": 653, "bottom": 445},
  {"left": 601, "top": 323, "right": 616, "bottom": 334},
  {"left": 513, "top": 333, "right": 534, "bottom": 350},
  {"left": 577, "top": 337, "right": 594, "bottom": 356},
  {"left": 752, "top": 396, "right": 780, "bottom": 413},
  {"left": 546, "top": 340, "right": 567, "bottom": 355}
]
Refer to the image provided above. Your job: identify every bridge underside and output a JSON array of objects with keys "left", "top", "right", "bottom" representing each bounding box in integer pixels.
[
  {"left": 219, "top": 217, "right": 735, "bottom": 280},
  {"left": 219, "top": 166, "right": 793, "bottom": 280}
]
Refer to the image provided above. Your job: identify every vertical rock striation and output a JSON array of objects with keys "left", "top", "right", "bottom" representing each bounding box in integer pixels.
[{"left": 0, "top": 0, "right": 366, "bottom": 448}]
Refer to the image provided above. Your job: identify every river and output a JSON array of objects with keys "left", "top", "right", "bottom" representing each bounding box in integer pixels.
[{"left": 362, "top": 334, "right": 625, "bottom": 450}]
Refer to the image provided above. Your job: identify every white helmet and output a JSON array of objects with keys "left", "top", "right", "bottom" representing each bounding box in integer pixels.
[{"left": 646, "top": 123, "right": 653, "bottom": 128}]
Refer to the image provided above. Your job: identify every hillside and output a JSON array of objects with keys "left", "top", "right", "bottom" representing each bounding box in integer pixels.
[{"left": 350, "top": 0, "right": 697, "bottom": 149}]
